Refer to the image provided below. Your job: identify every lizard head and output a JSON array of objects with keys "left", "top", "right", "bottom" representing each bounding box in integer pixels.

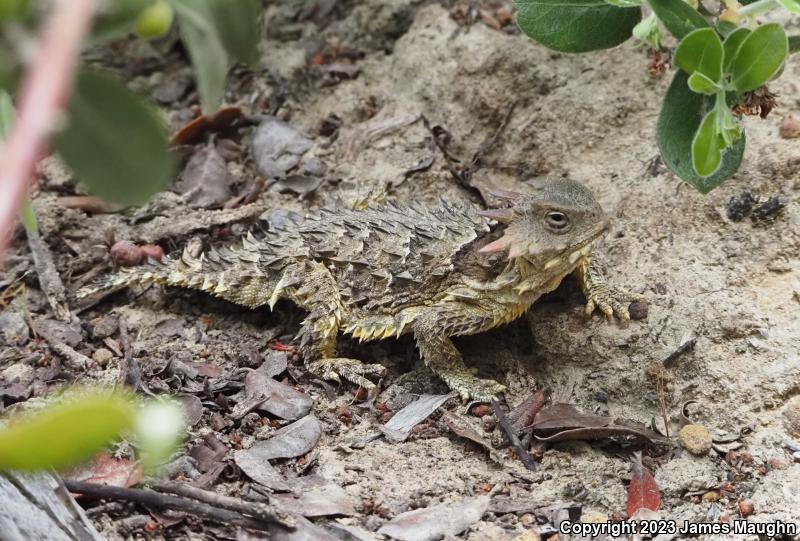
[{"left": 478, "top": 178, "right": 610, "bottom": 271}]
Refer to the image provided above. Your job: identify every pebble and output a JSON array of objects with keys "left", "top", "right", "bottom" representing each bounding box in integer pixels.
[
  {"left": 628, "top": 301, "right": 649, "bottom": 320},
  {"left": 0, "top": 312, "right": 29, "bottom": 346},
  {"left": 779, "top": 113, "right": 800, "bottom": 139},
  {"left": 678, "top": 424, "right": 712, "bottom": 456},
  {"left": 1, "top": 363, "right": 34, "bottom": 386},
  {"left": 738, "top": 500, "right": 754, "bottom": 518},
  {"left": 782, "top": 396, "right": 800, "bottom": 438},
  {"left": 702, "top": 491, "right": 720, "bottom": 502},
  {"left": 92, "top": 348, "right": 115, "bottom": 366}
]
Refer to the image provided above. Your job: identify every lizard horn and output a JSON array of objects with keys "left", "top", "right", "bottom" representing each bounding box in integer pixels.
[
  {"left": 488, "top": 188, "right": 523, "bottom": 202},
  {"left": 477, "top": 208, "right": 515, "bottom": 223},
  {"left": 478, "top": 236, "right": 511, "bottom": 254}
]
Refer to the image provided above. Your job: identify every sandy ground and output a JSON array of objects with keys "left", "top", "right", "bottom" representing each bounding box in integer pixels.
[{"left": 2, "top": 1, "right": 799, "bottom": 539}]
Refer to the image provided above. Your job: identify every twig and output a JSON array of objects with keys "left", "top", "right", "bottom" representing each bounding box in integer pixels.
[
  {"left": 492, "top": 400, "right": 537, "bottom": 471},
  {"left": 34, "top": 321, "right": 90, "bottom": 369},
  {"left": 422, "top": 101, "right": 518, "bottom": 207},
  {"left": 26, "top": 229, "right": 70, "bottom": 321},
  {"left": 63, "top": 480, "right": 293, "bottom": 531},
  {"left": 662, "top": 331, "right": 697, "bottom": 367},
  {"left": 146, "top": 479, "right": 295, "bottom": 529},
  {"left": 0, "top": 0, "right": 98, "bottom": 259}
]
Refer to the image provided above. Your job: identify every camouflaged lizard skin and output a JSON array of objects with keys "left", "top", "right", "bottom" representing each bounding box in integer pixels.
[{"left": 78, "top": 178, "right": 644, "bottom": 401}]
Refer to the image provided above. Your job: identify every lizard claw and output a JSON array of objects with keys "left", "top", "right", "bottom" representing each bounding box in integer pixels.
[
  {"left": 307, "top": 358, "right": 386, "bottom": 389},
  {"left": 584, "top": 285, "right": 647, "bottom": 322},
  {"left": 451, "top": 376, "right": 506, "bottom": 404}
]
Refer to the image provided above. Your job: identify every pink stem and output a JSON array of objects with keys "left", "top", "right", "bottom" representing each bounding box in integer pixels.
[{"left": 0, "top": 0, "right": 97, "bottom": 259}]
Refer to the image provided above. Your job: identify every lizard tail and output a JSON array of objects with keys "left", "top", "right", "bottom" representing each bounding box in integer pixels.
[
  {"left": 75, "top": 254, "right": 180, "bottom": 300},
  {"left": 76, "top": 239, "right": 290, "bottom": 309}
]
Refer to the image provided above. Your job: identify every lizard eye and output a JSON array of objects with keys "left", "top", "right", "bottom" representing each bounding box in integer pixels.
[{"left": 544, "top": 211, "right": 570, "bottom": 233}]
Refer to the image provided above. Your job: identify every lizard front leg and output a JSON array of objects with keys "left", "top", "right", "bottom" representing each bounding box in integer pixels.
[
  {"left": 574, "top": 256, "right": 646, "bottom": 321},
  {"left": 291, "top": 261, "right": 386, "bottom": 389},
  {"left": 413, "top": 311, "right": 506, "bottom": 402}
]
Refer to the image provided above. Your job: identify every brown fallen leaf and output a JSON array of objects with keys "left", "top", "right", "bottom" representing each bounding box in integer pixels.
[
  {"left": 251, "top": 117, "right": 312, "bottom": 178},
  {"left": 443, "top": 411, "right": 493, "bottom": 452},
  {"left": 234, "top": 450, "right": 293, "bottom": 492},
  {"left": 508, "top": 390, "right": 546, "bottom": 432},
  {"left": 531, "top": 403, "right": 669, "bottom": 446},
  {"left": 238, "top": 415, "right": 322, "bottom": 462},
  {"left": 382, "top": 394, "right": 452, "bottom": 442},
  {"left": 270, "top": 475, "right": 356, "bottom": 517},
  {"left": 170, "top": 106, "right": 242, "bottom": 146},
  {"left": 66, "top": 453, "right": 141, "bottom": 490},
  {"left": 58, "top": 196, "right": 120, "bottom": 214},
  {"left": 232, "top": 365, "right": 313, "bottom": 420},
  {"left": 377, "top": 495, "right": 489, "bottom": 541},
  {"left": 175, "top": 140, "right": 231, "bottom": 209},
  {"left": 627, "top": 452, "right": 661, "bottom": 517}
]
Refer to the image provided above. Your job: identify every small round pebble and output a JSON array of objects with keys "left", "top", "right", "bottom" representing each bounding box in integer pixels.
[
  {"left": 779, "top": 114, "right": 800, "bottom": 139},
  {"left": 782, "top": 396, "right": 800, "bottom": 437},
  {"left": 738, "top": 500, "right": 754, "bottom": 518},
  {"left": 678, "top": 424, "right": 712, "bottom": 456},
  {"left": 92, "top": 348, "right": 115, "bottom": 366},
  {"left": 629, "top": 301, "right": 649, "bottom": 320}
]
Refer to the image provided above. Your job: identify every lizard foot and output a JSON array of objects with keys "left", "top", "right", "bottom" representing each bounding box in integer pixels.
[
  {"left": 584, "top": 285, "right": 647, "bottom": 322},
  {"left": 307, "top": 358, "right": 386, "bottom": 389},
  {"left": 444, "top": 373, "right": 506, "bottom": 403}
]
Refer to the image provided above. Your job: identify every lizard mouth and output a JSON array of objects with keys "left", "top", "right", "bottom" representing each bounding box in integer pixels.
[{"left": 538, "top": 218, "right": 611, "bottom": 271}]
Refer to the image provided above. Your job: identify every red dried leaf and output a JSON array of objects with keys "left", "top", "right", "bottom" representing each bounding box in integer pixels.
[
  {"left": 627, "top": 453, "right": 660, "bottom": 517},
  {"left": 67, "top": 452, "right": 142, "bottom": 490},
  {"left": 170, "top": 106, "right": 242, "bottom": 146}
]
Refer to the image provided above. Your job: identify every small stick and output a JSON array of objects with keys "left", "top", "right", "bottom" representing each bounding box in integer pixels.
[
  {"left": 145, "top": 479, "right": 295, "bottom": 529},
  {"left": 492, "top": 400, "right": 537, "bottom": 471},
  {"left": 63, "top": 480, "right": 294, "bottom": 531},
  {"left": 26, "top": 230, "right": 70, "bottom": 321}
]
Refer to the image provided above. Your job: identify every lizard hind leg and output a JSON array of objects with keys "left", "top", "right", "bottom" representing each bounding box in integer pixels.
[
  {"left": 294, "top": 262, "right": 386, "bottom": 389},
  {"left": 413, "top": 313, "right": 506, "bottom": 402}
]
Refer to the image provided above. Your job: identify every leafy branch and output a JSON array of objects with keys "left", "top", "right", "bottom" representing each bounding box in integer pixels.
[{"left": 515, "top": 0, "right": 797, "bottom": 192}]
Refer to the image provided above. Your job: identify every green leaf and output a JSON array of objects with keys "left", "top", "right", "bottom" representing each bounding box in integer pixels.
[
  {"left": 53, "top": 69, "right": 172, "bottom": 207},
  {"left": 692, "top": 110, "right": 723, "bottom": 177},
  {"left": 0, "top": 389, "right": 135, "bottom": 471},
  {"left": 687, "top": 71, "right": 719, "bottom": 94},
  {"left": 19, "top": 196, "right": 38, "bottom": 235},
  {"left": 0, "top": 88, "right": 13, "bottom": 139},
  {"left": 170, "top": 0, "right": 229, "bottom": 113},
  {"left": 716, "top": 20, "right": 738, "bottom": 38},
  {"left": 776, "top": 0, "right": 800, "bottom": 13},
  {"left": 92, "top": 0, "right": 154, "bottom": 43},
  {"left": 657, "top": 71, "right": 745, "bottom": 193},
  {"left": 790, "top": 35, "right": 800, "bottom": 53},
  {"left": 722, "top": 28, "right": 750, "bottom": 72},
  {"left": 646, "top": 0, "right": 709, "bottom": 39},
  {"left": 674, "top": 28, "right": 723, "bottom": 81},
  {"left": 515, "top": 0, "right": 641, "bottom": 53},
  {"left": 730, "top": 23, "right": 788, "bottom": 92},
  {"left": 204, "top": 0, "right": 261, "bottom": 65}
]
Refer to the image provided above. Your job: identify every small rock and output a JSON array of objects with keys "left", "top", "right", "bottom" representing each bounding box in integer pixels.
[
  {"left": 88, "top": 315, "right": 118, "bottom": 340},
  {"left": 470, "top": 405, "right": 492, "bottom": 417},
  {"left": 726, "top": 192, "right": 757, "bottom": 222},
  {"left": 628, "top": 301, "right": 649, "bottom": 320},
  {"left": 702, "top": 491, "right": 720, "bottom": 502},
  {"left": 751, "top": 196, "right": 786, "bottom": 223},
  {"left": 678, "top": 424, "right": 712, "bottom": 456},
  {"left": 0, "top": 312, "right": 29, "bottom": 346},
  {"left": 1, "top": 363, "right": 35, "bottom": 386},
  {"left": 782, "top": 396, "right": 800, "bottom": 438},
  {"left": 582, "top": 511, "right": 609, "bottom": 523},
  {"left": 92, "top": 348, "right": 115, "bottom": 366},
  {"left": 779, "top": 114, "right": 800, "bottom": 139},
  {"left": 738, "top": 499, "right": 754, "bottom": 518}
]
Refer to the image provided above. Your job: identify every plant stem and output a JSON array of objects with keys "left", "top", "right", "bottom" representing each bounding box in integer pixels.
[
  {"left": 737, "top": 0, "right": 780, "bottom": 17},
  {"left": 0, "top": 0, "right": 97, "bottom": 260}
]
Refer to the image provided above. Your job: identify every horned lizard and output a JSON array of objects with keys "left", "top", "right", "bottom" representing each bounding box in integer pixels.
[{"left": 77, "top": 178, "right": 644, "bottom": 401}]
